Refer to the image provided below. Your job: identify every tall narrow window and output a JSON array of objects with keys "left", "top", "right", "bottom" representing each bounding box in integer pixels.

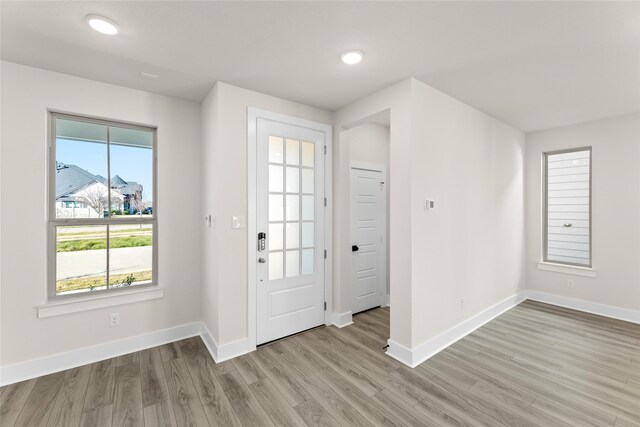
[
  {"left": 50, "top": 113, "right": 156, "bottom": 297},
  {"left": 544, "top": 147, "right": 591, "bottom": 267}
]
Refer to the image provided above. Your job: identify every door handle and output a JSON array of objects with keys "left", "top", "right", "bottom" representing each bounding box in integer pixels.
[
  {"left": 258, "top": 257, "right": 266, "bottom": 263},
  {"left": 352, "top": 245, "right": 359, "bottom": 252}
]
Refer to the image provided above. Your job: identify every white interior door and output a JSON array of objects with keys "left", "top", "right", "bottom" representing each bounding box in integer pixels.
[
  {"left": 351, "top": 166, "right": 386, "bottom": 314},
  {"left": 256, "top": 118, "right": 325, "bottom": 345}
]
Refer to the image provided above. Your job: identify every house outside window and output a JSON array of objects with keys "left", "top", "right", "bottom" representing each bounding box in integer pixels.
[
  {"left": 49, "top": 113, "right": 157, "bottom": 297},
  {"left": 543, "top": 147, "right": 591, "bottom": 267}
]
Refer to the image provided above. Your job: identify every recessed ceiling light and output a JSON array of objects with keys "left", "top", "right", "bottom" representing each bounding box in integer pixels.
[
  {"left": 86, "top": 15, "right": 119, "bottom": 35},
  {"left": 340, "top": 50, "right": 364, "bottom": 65}
]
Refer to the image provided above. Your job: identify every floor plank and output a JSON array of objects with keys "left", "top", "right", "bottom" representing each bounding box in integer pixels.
[
  {"left": 142, "top": 400, "right": 177, "bottom": 427},
  {"left": 13, "top": 372, "right": 65, "bottom": 427},
  {"left": 45, "top": 365, "right": 91, "bottom": 427},
  {"left": 0, "top": 379, "right": 37, "bottom": 427},
  {"left": 163, "top": 357, "right": 210, "bottom": 427},
  {"left": 82, "top": 359, "right": 115, "bottom": 413},
  {"left": 112, "top": 361, "right": 143, "bottom": 427}
]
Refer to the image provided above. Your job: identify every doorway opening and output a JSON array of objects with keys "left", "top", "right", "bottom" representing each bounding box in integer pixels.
[{"left": 343, "top": 110, "right": 390, "bottom": 349}]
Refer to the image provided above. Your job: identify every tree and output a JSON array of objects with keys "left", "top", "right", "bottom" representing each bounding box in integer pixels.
[
  {"left": 79, "top": 184, "right": 108, "bottom": 216},
  {"left": 130, "top": 188, "right": 150, "bottom": 216}
]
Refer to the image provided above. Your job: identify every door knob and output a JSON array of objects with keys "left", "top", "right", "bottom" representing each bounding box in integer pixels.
[
  {"left": 258, "top": 257, "right": 266, "bottom": 263},
  {"left": 352, "top": 245, "right": 359, "bottom": 252}
]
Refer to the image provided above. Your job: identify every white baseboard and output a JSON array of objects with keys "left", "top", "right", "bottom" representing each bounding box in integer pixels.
[
  {"left": 526, "top": 290, "right": 640, "bottom": 324},
  {"left": 332, "top": 311, "right": 353, "bottom": 328},
  {"left": 0, "top": 322, "right": 201, "bottom": 387},
  {"left": 387, "top": 291, "right": 527, "bottom": 368},
  {"left": 200, "top": 324, "right": 249, "bottom": 363},
  {"left": 386, "top": 339, "right": 414, "bottom": 366}
]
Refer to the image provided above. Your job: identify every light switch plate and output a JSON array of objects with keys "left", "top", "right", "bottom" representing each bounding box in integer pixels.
[{"left": 232, "top": 216, "right": 245, "bottom": 229}]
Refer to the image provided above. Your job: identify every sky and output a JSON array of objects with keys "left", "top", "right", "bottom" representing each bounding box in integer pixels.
[{"left": 57, "top": 138, "right": 153, "bottom": 200}]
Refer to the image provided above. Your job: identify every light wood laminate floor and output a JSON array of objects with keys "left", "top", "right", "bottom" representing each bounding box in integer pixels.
[{"left": 1, "top": 301, "right": 639, "bottom": 426}]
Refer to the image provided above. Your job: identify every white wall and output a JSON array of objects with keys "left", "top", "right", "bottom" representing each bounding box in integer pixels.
[
  {"left": 526, "top": 114, "right": 640, "bottom": 311},
  {"left": 410, "top": 79, "right": 526, "bottom": 347},
  {"left": 200, "top": 82, "right": 332, "bottom": 346},
  {"left": 0, "top": 61, "right": 203, "bottom": 366},
  {"left": 345, "top": 122, "right": 391, "bottom": 295}
]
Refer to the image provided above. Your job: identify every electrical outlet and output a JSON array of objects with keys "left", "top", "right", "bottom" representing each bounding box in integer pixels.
[
  {"left": 109, "top": 312, "right": 120, "bottom": 327},
  {"left": 566, "top": 279, "right": 575, "bottom": 289}
]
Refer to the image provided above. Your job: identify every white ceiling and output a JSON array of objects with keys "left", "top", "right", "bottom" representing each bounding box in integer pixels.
[{"left": 2, "top": 1, "right": 639, "bottom": 132}]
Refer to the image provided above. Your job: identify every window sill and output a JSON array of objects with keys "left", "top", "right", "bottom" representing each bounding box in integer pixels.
[
  {"left": 537, "top": 262, "right": 597, "bottom": 278},
  {"left": 37, "top": 286, "right": 164, "bottom": 318}
]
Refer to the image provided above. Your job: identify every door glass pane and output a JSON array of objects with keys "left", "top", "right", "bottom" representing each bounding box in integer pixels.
[
  {"left": 286, "top": 223, "right": 299, "bottom": 249},
  {"left": 302, "top": 195, "right": 314, "bottom": 220},
  {"left": 109, "top": 223, "right": 153, "bottom": 287},
  {"left": 109, "top": 126, "right": 154, "bottom": 218},
  {"left": 269, "top": 223, "right": 283, "bottom": 250},
  {"left": 302, "top": 222, "right": 314, "bottom": 247},
  {"left": 285, "top": 195, "right": 299, "bottom": 221},
  {"left": 302, "top": 169, "right": 314, "bottom": 194},
  {"left": 56, "top": 225, "right": 107, "bottom": 294},
  {"left": 269, "top": 195, "right": 283, "bottom": 221},
  {"left": 55, "top": 118, "right": 108, "bottom": 219},
  {"left": 269, "top": 252, "right": 283, "bottom": 280},
  {"left": 302, "top": 249, "right": 314, "bottom": 275},
  {"left": 286, "top": 139, "right": 299, "bottom": 165},
  {"left": 269, "top": 165, "right": 283, "bottom": 192},
  {"left": 269, "top": 136, "right": 284, "bottom": 163},
  {"left": 302, "top": 141, "right": 314, "bottom": 167},
  {"left": 286, "top": 250, "right": 299, "bottom": 277},
  {"left": 285, "top": 167, "right": 299, "bottom": 193}
]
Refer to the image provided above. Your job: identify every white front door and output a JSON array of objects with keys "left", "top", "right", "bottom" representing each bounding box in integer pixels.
[
  {"left": 351, "top": 166, "right": 386, "bottom": 314},
  {"left": 256, "top": 118, "right": 326, "bottom": 345}
]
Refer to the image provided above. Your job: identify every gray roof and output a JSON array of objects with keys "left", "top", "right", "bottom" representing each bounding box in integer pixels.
[
  {"left": 111, "top": 175, "right": 128, "bottom": 187},
  {"left": 55, "top": 163, "right": 140, "bottom": 200},
  {"left": 55, "top": 162, "right": 100, "bottom": 199}
]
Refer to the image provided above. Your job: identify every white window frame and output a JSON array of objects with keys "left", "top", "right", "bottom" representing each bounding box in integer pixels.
[
  {"left": 48, "top": 112, "right": 158, "bottom": 299},
  {"left": 543, "top": 146, "right": 592, "bottom": 268}
]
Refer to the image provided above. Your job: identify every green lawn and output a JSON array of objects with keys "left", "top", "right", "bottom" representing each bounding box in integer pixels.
[
  {"left": 57, "top": 235, "right": 152, "bottom": 252},
  {"left": 58, "top": 227, "right": 152, "bottom": 237},
  {"left": 56, "top": 270, "right": 152, "bottom": 293}
]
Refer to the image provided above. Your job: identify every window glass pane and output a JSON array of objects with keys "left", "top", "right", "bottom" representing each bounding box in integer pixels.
[
  {"left": 302, "top": 249, "right": 314, "bottom": 275},
  {"left": 269, "top": 194, "right": 284, "bottom": 221},
  {"left": 302, "top": 222, "right": 314, "bottom": 247},
  {"left": 302, "top": 141, "right": 314, "bottom": 167},
  {"left": 286, "top": 139, "right": 299, "bottom": 165},
  {"left": 286, "top": 195, "right": 299, "bottom": 221},
  {"left": 109, "top": 126, "right": 154, "bottom": 218},
  {"left": 269, "top": 223, "right": 283, "bottom": 250},
  {"left": 302, "top": 195, "right": 314, "bottom": 220},
  {"left": 286, "top": 250, "right": 299, "bottom": 277},
  {"left": 269, "top": 136, "right": 284, "bottom": 163},
  {"left": 55, "top": 119, "right": 108, "bottom": 219},
  {"left": 269, "top": 165, "right": 284, "bottom": 193},
  {"left": 269, "top": 252, "right": 283, "bottom": 280},
  {"left": 286, "top": 167, "right": 299, "bottom": 193},
  {"left": 286, "top": 223, "right": 300, "bottom": 249},
  {"left": 109, "top": 223, "right": 153, "bottom": 288},
  {"left": 545, "top": 149, "right": 591, "bottom": 266},
  {"left": 56, "top": 225, "right": 107, "bottom": 294},
  {"left": 302, "top": 169, "right": 314, "bottom": 194}
]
